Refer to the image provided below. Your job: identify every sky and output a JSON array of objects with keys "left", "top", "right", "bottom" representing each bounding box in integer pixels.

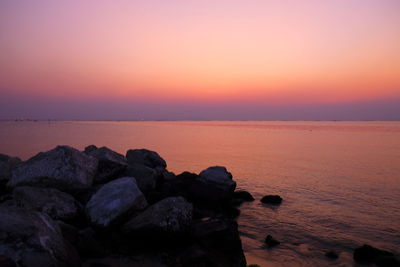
[{"left": 1, "top": 0, "right": 400, "bottom": 120}]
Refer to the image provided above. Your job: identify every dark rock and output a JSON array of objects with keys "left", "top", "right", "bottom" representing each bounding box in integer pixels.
[
  {"left": 179, "top": 245, "right": 215, "bottom": 267},
  {"left": 182, "top": 167, "right": 236, "bottom": 206},
  {"left": 125, "top": 163, "right": 158, "bottom": 192},
  {"left": 264, "top": 235, "right": 280, "bottom": 247},
  {"left": 76, "top": 227, "right": 108, "bottom": 258},
  {"left": 0, "top": 154, "right": 21, "bottom": 193},
  {"left": 13, "top": 186, "right": 81, "bottom": 221},
  {"left": 122, "top": 196, "right": 193, "bottom": 238},
  {"left": 57, "top": 220, "right": 79, "bottom": 246},
  {"left": 232, "top": 190, "right": 255, "bottom": 206},
  {"left": 190, "top": 217, "right": 246, "bottom": 267},
  {"left": 86, "top": 177, "right": 148, "bottom": 228},
  {"left": 325, "top": 251, "right": 339, "bottom": 259},
  {"left": 233, "top": 190, "right": 255, "bottom": 201},
  {"left": 8, "top": 145, "right": 98, "bottom": 193},
  {"left": 0, "top": 255, "right": 17, "bottom": 267},
  {"left": 126, "top": 149, "right": 167, "bottom": 169},
  {"left": 0, "top": 205, "right": 80, "bottom": 267},
  {"left": 353, "top": 244, "right": 398, "bottom": 266},
  {"left": 85, "top": 146, "right": 127, "bottom": 184},
  {"left": 261, "top": 195, "right": 282, "bottom": 205},
  {"left": 84, "top": 145, "right": 98, "bottom": 153}
]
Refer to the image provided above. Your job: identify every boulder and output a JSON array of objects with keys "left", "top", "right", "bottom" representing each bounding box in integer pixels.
[
  {"left": 353, "top": 244, "right": 399, "bottom": 266},
  {"left": 86, "top": 177, "right": 148, "bottom": 228},
  {"left": 122, "top": 196, "right": 193, "bottom": 237},
  {"left": 125, "top": 163, "right": 158, "bottom": 192},
  {"left": 0, "top": 205, "right": 80, "bottom": 267},
  {"left": 232, "top": 190, "right": 255, "bottom": 206},
  {"left": 8, "top": 146, "right": 98, "bottom": 193},
  {"left": 85, "top": 146, "right": 127, "bottom": 184},
  {"left": 264, "top": 235, "right": 280, "bottom": 247},
  {"left": 0, "top": 154, "right": 21, "bottom": 192},
  {"left": 126, "top": 149, "right": 167, "bottom": 169},
  {"left": 185, "top": 167, "right": 236, "bottom": 204},
  {"left": 190, "top": 217, "right": 246, "bottom": 267},
  {"left": 261, "top": 195, "right": 282, "bottom": 205},
  {"left": 76, "top": 227, "right": 108, "bottom": 258},
  {"left": 13, "top": 186, "right": 81, "bottom": 221}
]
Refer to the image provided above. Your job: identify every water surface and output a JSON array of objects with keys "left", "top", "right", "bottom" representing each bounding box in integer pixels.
[{"left": 1, "top": 121, "right": 399, "bottom": 266}]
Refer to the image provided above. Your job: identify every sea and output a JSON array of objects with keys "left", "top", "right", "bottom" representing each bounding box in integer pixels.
[{"left": 1, "top": 120, "right": 399, "bottom": 266}]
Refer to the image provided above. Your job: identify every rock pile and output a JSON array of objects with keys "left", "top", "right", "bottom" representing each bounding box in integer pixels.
[{"left": 0, "top": 145, "right": 246, "bottom": 267}]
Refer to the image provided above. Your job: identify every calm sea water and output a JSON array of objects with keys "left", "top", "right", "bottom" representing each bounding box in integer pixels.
[{"left": 1, "top": 121, "right": 400, "bottom": 266}]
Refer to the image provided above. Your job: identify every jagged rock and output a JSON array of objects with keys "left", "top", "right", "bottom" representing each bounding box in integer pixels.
[
  {"left": 261, "top": 195, "right": 282, "bottom": 205},
  {"left": 190, "top": 217, "right": 246, "bottom": 267},
  {"left": 0, "top": 205, "right": 80, "bottom": 267},
  {"left": 354, "top": 244, "right": 399, "bottom": 266},
  {"left": 126, "top": 149, "right": 167, "bottom": 169},
  {"left": 125, "top": 163, "right": 158, "bottom": 192},
  {"left": 13, "top": 186, "right": 81, "bottom": 221},
  {"left": 264, "top": 235, "right": 280, "bottom": 247},
  {"left": 86, "top": 177, "right": 148, "bottom": 228},
  {"left": 122, "top": 196, "right": 193, "bottom": 237},
  {"left": 8, "top": 146, "right": 97, "bottom": 193},
  {"left": 85, "top": 146, "right": 128, "bottom": 184}
]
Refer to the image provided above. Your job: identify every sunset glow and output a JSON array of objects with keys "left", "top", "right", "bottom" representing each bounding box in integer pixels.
[{"left": 1, "top": 0, "right": 400, "bottom": 119}]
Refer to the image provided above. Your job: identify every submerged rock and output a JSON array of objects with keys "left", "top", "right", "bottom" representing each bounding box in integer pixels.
[
  {"left": 261, "top": 195, "right": 282, "bottom": 205},
  {"left": 232, "top": 190, "right": 255, "bottom": 206},
  {"left": 264, "top": 235, "right": 280, "bottom": 247},
  {"left": 85, "top": 146, "right": 127, "bottom": 184},
  {"left": 126, "top": 149, "right": 167, "bottom": 169},
  {"left": 86, "top": 177, "right": 148, "bottom": 228},
  {"left": 122, "top": 196, "right": 193, "bottom": 237},
  {"left": 0, "top": 205, "right": 80, "bottom": 267},
  {"left": 353, "top": 244, "right": 399, "bottom": 266},
  {"left": 8, "top": 146, "right": 97, "bottom": 193},
  {"left": 13, "top": 186, "right": 81, "bottom": 221}
]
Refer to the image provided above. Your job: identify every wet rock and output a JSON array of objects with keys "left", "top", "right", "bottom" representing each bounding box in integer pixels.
[
  {"left": 85, "top": 146, "right": 128, "bottom": 184},
  {"left": 13, "top": 186, "right": 81, "bottom": 221},
  {"left": 325, "top": 250, "right": 339, "bottom": 259},
  {"left": 353, "top": 244, "right": 399, "bottom": 266},
  {"left": 264, "top": 235, "right": 280, "bottom": 247},
  {"left": 190, "top": 217, "right": 246, "bottom": 267},
  {"left": 0, "top": 205, "right": 80, "bottom": 267},
  {"left": 232, "top": 190, "right": 255, "bottom": 206},
  {"left": 126, "top": 149, "right": 167, "bottom": 169},
  {"left": 125, "top": 163, "right": 158, "bottom": 192},
  {"left": 86, "top": 177, "right": 147, "bottom": 228},
  {"left": 261, "top": 195, "right": 282, "bottom": 205},
  {"left": 122, "top": 196, "right": 193, "bottom": 238},
  {"left": 8, "top": 145, "right": 98, "bottom": 193}
]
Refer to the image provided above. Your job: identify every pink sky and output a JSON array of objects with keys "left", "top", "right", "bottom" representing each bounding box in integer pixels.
[{"left": 1, "top": 0, "right": 399, "bottom": 120}]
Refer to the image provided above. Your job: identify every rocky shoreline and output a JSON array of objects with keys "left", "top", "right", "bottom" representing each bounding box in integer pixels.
[
  {"left": 0, "top": 145, "right": 250, "bottom": 267},
  {"left": 1, "top": 145, "right": 399, "bottom": 267}
]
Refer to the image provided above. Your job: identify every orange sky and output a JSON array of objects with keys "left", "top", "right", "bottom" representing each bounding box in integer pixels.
[{"left": 0, "top": 0, "right": 400, "bottom": 119}]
